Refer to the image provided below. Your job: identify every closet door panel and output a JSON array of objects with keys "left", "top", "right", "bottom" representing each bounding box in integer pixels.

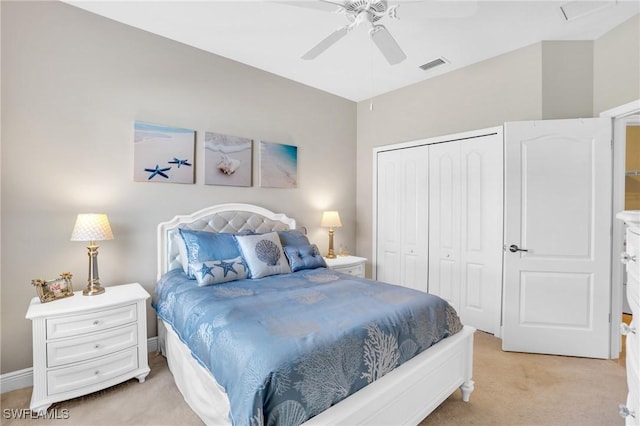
[
  {"left": 376, "top": 146, "right": 428, "bottom": 291},
  {"left": 428, "top": 143, "right": 461, "bottom": 309},
  {"left": 401, "top": 147, "right": 429, "bottom": 292},
  {"left": 376, "top": 150, "right": 402, "bottom": 285},
  {"left": 459, "top": 135, "right": 503, "bottom": 335}
]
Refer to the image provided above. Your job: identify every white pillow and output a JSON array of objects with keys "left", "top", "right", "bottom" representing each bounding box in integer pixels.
[
  {"left": 235, "top": 232, "right": 291, "bottom": 279},
  {"left": 190, "top": 256, "right": 248, "bottom": 286}
]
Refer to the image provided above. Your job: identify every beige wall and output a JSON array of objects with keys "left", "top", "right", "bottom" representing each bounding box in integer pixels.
[
  {"left": 594, "top": 15, "right": 640, "bottom": 115},
  {"left": 1, "top": 1, "right": 356, "bottom": 373},
  {"left": 542, "top": 41, "right": 594, "bottom": 119}
]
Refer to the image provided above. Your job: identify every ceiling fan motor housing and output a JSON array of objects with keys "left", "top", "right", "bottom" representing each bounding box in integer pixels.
[{"left": 345, "top": 0, "right": 388, "bottom": 22}]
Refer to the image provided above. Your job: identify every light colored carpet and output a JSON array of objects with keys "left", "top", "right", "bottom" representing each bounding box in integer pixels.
[{"left": 1, "top": 331, "right": 627, "bottom": 425}]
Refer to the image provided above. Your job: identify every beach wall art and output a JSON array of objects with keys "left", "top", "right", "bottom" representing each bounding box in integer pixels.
[
  {"left": 133, "top": 121, "right": 195, "bottom": 184},
  {"left": 204, "top": 132, "right": 252, "bottom": 187},
  {"left": 259, "top": 141, "right": 298, "bottom": 189}
]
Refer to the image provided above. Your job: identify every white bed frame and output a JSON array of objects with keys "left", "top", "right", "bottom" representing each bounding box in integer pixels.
[{"left": 156, "top": 203, "right": 475, "bottom": 425}]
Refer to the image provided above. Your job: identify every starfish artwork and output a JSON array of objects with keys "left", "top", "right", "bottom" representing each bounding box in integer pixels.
[
  {"left": 168, "top": 157, "right": 192, "bottom": 168},
  {"left": 198, "top": 263, "right": 215, "bottom": 280},
  {"left": 144, "top": 164, "right": 172, "bottom": 180},
  {"left": 215, "top": 259, "right": 239, "bottom": 277},
  {"left": 134, "top": 121, "right": 195, "bottom": 183}
]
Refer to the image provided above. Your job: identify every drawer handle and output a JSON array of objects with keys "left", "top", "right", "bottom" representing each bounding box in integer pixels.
[
  {"left": 619, "top": 404, "right": 636, "bottom": 418},
  {"left": 94, "top": 370, "right": 100, "bottom": 376},
  {"left": 620, "top": 323, "right": 637, "bottom": 335},
  {"left": 620, "top": 252, "right": 637, "bottom": 264},
  {"left": 94, "top": 344, "right": 101, "bottom": 349},
  {"left": 93, "top": 320, "right": 100, "bottom": 326}
]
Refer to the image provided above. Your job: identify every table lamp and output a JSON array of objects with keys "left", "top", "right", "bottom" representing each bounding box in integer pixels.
[
  {"left": 70, "top": 213, "right": 114, "bottom": 296},
  {"left": 321, "top": 211, "right": 342, "bottom": 259}
]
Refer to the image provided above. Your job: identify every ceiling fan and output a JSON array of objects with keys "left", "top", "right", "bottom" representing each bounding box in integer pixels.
[{"left": 300, "top": 0, "right": 407, "bottom": 65}]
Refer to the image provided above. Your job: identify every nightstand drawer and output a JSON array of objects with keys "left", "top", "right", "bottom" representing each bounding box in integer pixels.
[
  {"left": 46, "top": 304, "right": 137, "bottom": 340},
  {"left": 47, "top": 324, "right": 138, "bottom": 368},
  {"left": 334, "top": 263, "right": 364, "bottom": 277},
  {"left": 47, "top": 347, "right": 138, "bottom": 396}
]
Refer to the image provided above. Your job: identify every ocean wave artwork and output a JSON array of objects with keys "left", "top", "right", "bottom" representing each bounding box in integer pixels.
[
  {"left": 204, "top": 132, "right": 252, "bottom": 187},
  {"left": 260, "top": 141, "right": 298, "bottom": 188},
  {"left": 133, "top": 121, "right": 195, "bottom": 184}
]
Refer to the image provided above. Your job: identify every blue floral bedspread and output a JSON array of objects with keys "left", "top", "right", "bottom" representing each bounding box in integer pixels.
[{"left": 153, "top": 267, "right": 462, "bottom": 426}]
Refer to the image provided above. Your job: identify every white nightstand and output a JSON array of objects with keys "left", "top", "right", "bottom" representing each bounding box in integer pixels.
[
  {"left": 324, "top": 255, "right": 367, "bottom": 278},
  {"left": 25, "top": 283, "right": 150, "bottom": 414}
]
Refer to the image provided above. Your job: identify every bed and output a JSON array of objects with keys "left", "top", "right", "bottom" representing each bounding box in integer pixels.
[{"left": 154, "top": 203, "right": 475, "bottom": 425}]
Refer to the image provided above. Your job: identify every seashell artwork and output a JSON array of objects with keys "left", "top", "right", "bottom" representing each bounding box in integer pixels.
[{"left": 205, "top": 131, "right": 252, "bottom": 186}]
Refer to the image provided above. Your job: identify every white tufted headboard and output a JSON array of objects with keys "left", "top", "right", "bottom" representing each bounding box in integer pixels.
[{"left": 157, "top": 203, "right": 296, "bottom": 280}]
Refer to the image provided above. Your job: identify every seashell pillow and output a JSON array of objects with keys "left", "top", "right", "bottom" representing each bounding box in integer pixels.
[{"left": 235, "top": 232, "right": 291, "bottom": 279}]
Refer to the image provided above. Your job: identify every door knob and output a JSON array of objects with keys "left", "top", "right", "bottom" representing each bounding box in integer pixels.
[
  {"left": 509, "top": 244, "right": 528, "bottom": 253},
  {"left": 620, "top": 252, "right": 637, "bottom": 264}
]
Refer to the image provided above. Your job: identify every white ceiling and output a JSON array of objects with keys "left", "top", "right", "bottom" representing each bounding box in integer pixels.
[{"left": 63, "top": 0, "right": 639, "bottom": 101}]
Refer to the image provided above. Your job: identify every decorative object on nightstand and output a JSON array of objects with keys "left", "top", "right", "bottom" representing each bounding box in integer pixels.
[
  {"left": 25, "top": 283, "right": 150, "bottom": 415},
  {"left": 70, "top": 213, "right": 114, "bottom": 296},
  {"left": 321, "top": 210, "right": 342, "bottom": 259},
  {"left": 31, "top": 272, "right": 74, "bottom": 303},
  {"left": 325, "top": 255, "right": 367, "bottom": 278}
]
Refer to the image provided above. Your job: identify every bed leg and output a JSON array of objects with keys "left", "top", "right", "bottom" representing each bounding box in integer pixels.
[{"left": 460, "top": 379, "right": 475, "bottom": 402}]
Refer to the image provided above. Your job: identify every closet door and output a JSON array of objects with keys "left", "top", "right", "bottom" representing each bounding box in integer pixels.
[
  {"left": 428, "top": 133, "right": 503, "bottom": 334},
  {"left": 458, "top": 136, "right": 503, "bottom": 335},
  {"left": 376, "top": 146, "right": 429, "bottom": 292},
  {"left": 428, "top": 142, "right": 461, "bottom": 307},
  {"left": 376, "top": 149, "right": 403, "bottom": 285}
]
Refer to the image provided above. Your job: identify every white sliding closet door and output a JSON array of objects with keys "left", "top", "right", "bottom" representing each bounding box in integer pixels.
[
  {"left": 376, "top": 146, "right": 429, "bottom": 292},
  {"left": 428, "top": 133, "right": 503, "bottom": 335}
]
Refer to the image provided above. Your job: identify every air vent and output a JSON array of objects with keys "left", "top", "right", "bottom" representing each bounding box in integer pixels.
[
  {"left": 419, "top": 57, "right": 448, "bottom": 72},
  {"left": 560, "top": 1, "right": 615, "bottom": 21}
]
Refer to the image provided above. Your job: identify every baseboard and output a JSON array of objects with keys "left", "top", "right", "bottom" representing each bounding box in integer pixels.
[{"left": 0, "top": 337, "right": 159, "bottom": 394}]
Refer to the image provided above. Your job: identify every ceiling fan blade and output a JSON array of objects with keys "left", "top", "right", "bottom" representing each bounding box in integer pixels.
[
  {"left": 369, "top": 24, "right": 406, "bottom": 65},
  {"left": 302, "top": 26, "right": 349, "bottom": 60}
]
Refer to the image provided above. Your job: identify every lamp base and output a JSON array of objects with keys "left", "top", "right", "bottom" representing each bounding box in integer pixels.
[
  {"left": 326, "top": 228, "right": 337, "bottom": 259},
  {"left": 83, "top": 284, "right": 105, "bottom": 296}
]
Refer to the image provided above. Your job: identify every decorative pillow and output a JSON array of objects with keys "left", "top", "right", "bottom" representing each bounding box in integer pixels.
[
  {"left": 278, "top": 229, "right": 310, "bottom": 249},
  {"left": 235, "top": 232, "right": 291, "bottom": 279},
  {"left": 284, "top": 244, "right": 327, "bottom": 272},
  {"left": 174, "top": 232, "right": 190, "bottom": 275},
  {"left": 178, "top": 229, "right": 241, "bottom": 279},
  {"left": 190, "top": 256, "right": 248, "bottom": 286}
]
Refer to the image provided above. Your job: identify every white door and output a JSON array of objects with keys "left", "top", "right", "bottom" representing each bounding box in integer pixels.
[
  {"left": 459, "top": 136, "right": 504, "bottom": 335},
  {"left": 428, "top": 141, "right": 461, "bottom": 305},
  {"left": 502, "top": 118, "right": 612, "bottom": 358},
  {"left": 376, "top": 146, "right": 429, "bottom": 292},
  {"left": 429, "top": 133, "right": 503, "bottom": 335},
  {"left": 376, "top": 149, "right": 403, "bottom": 286}
]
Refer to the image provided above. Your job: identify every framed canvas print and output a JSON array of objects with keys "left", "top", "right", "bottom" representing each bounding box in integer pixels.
[
  {"left": 134, "top": 121, "right": 195, "bottom": 183},
  {"left": 259, "top": 141, "right": 298, "bottom": 188},
  {"left": 204, "top": 132, "right": 252, "bottom": 187}
]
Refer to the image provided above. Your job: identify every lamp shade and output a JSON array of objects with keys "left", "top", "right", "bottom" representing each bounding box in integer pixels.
[
  {"left": 321, "top": 211, "right": 342, "bottom": 228},
  {"left": 70, "top": 214, "right": 114, "bottom": 242}
]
